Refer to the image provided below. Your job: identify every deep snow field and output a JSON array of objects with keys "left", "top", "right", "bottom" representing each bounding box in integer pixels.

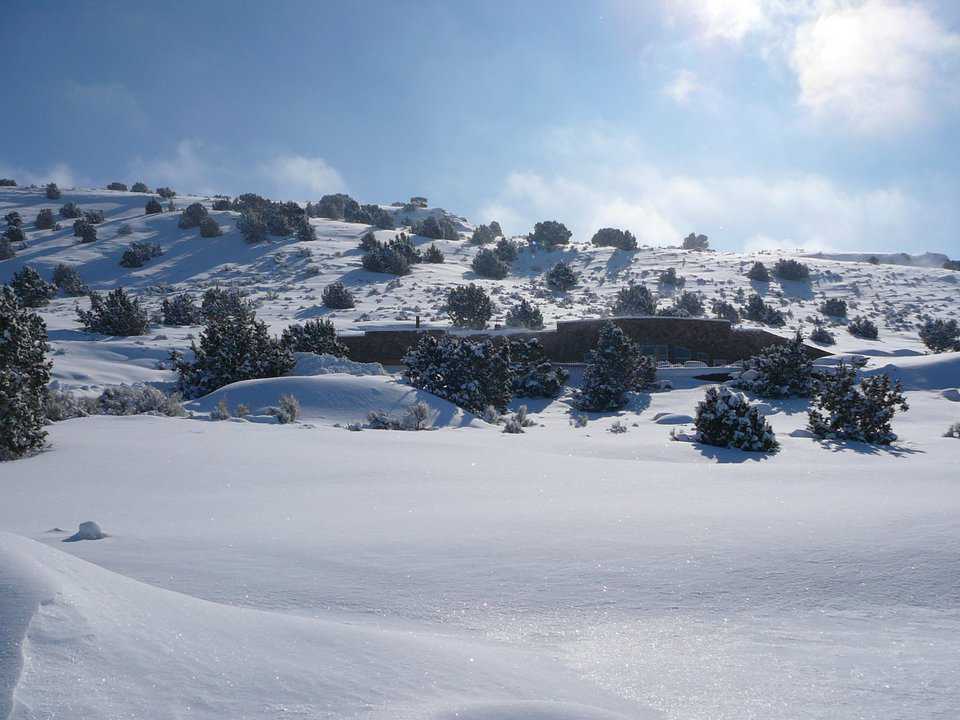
[{"left": 2, "top": 186, "right": 960, "bottom": 719}]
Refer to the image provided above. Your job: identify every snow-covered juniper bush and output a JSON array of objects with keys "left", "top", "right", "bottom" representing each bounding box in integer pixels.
[
  {"left": 591, "top": 227, "right": 637, "bottom": 250},
  {"left": 423, "top": 244, "right": 445, "bottom": 263},
  {"left": 281, "top": 319, "right": 348, "bottom": 357},
  {"left": 774, "top": 258, "right": 810, "bottom": 281},
  {"left": 199, "top": 216, "right": 223, "bottom": 238},
  {"left": 494, "top": 237, "right": 519, "bottom": 263},
  {"left": 403, "top": 334, "right": 512, "bottom": 414},
  {"left": 507, "top": 338, "right": 569, "bottom": 398},
  {"left": 414, "top": 215, "right": 458, "bottom": 241},
  {"left": 145, "top": 198, "right": 163, "bottom": 215},
  {"left": 161, "top": 293, "right": 202, "bottom": 326},
  {"left": 472, "top": 248, "right": 509, "bottom": 279},
  {"left": 746, "top": 261, "right": 770, "bottom": 281},
  {"left": 35, "top": 208, "right": 56, "bottom": 230},
  {"left": 0, "top": 286, "right": 52, "bottom": 460},
  {"left": 447, "top": 283, "right": 493, "bottom": 329},
  {"left": 120, "top": 241, "right": 163, "bottom": 268},
  {"left": 545, "top": 261, "right": 578, "bottom": 292},
  {"left": 528, "top": 220, "right": 571, "bottom": 249},
  {"left": 819, "top": 298, "right": 848, "bottom": 317},
  {"left": 505, "top": 298, "right": 544, "bottom": 330},
  {"left": 658, "top": 267, "right": 685, "bottom": 287},
  {"left": 809, "top": 324, "right": 836, "bottom": 346},
  {"left": 178, "top": 202, "right": 209, "bottom": 229},
  {"left": 682, "top": 233, "right": 709, "bottom": 250},
  {"left": 77, "top": 288, "right": 150, "bottom": 336},
  {"left": 576, "top": 322, "right": 656, "bottom": 411},
  {"left": 59, "top": 202, "right": 82, "bottom": 219},
  {"left": 807, "top": 362, "right": 908, "bottom": 445},
  {"left": 847, "top": 315, "right": 879, "bottom": 340},
  {"left": 694, "top": 386, "right": 779, "bottom": 452},
  {"left": 10, "top": 266, "right": 56, "bottom": 307},
  {"left": 734, "top": 331, "right": 815, "bottom": 398},
  {"left": 322, "top": 281, "right": 355, "bottom": 309},
  {"left": 744, "top": 294, "right": 786, "bottom": 327},
  {"left": 918, "top": 318, "right": 960, "bottom": 353},
  {"left": 172, "top": 302, "right": 294, "bottom": 398},
  {"left": 712, "top": 299, "right": 740, "bottom": 323},
  {"left": 52, "top": 264, "right": 87, "bottom": 296},
  {"left": 612, "top": 283, "right": 656, "bottom": 316}
]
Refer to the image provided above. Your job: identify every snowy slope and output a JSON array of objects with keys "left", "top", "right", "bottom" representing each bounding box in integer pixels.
[
  {"left": 3, "top": 185, "right": 960, "bottom": 719},
  {"left": 3, "top": 186, "right": 960, "bottom": 397}
]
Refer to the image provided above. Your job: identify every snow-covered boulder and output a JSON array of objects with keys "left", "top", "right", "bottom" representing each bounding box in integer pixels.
[{"left": 63, "top": 521, "right": 105, "bottom": 542}]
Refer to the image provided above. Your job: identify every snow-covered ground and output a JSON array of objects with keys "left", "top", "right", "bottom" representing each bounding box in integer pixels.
[{"left": 2, "top": 186, "right": 960, "bottom": 718}]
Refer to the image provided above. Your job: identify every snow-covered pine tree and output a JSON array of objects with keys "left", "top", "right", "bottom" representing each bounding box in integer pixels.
[
  {"left": 9, "top": 266, "right": 56, "bottom": 307},
  {"left": 693, "top": 386, "right": 778, "bottom": 452},
  {"left": 545, "top": 261, "right": 578, "bottom": 291},
  {"left": 281, "top": 319, "right": 348, "bottom": 357},
  {"left": 76, "top": 288, "right": 150, "bottom": 336},
  {"left": 403, "top": 334, "right": 512, "bottom": 413},
  {"left": 172, "top": 302, "right": 294, "bottom": 398},
  {"left": 507, "top": 337, "right": 568, "bottom": 398},
  {"left": 807, "top": 363, "right": 908, "bottom": 444},
  {"left": 576, "top": 321, "right": 655, "bottom": 411},
  {"left": 734, "top": 331, "right": 815, "bottom": 398},
  {"left": 0, "top": 286, "right": 52, "bottom": 460}
]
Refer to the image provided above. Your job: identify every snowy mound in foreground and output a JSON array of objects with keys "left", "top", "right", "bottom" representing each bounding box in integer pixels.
[
  {"left": 0, "top": 533, "right": 644, "bottom": 720},
  {"left": 185, "top": 374, "right": 483, "bottom": 428},
  {"left": 859, "top": 351, "right": 960, "bottom": 391}
]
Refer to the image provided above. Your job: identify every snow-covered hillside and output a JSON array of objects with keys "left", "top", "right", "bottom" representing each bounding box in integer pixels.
[
  {"left": 2, "top": 185, "right": 960, "bottom": 719},
  {"left": 2, "top": 186, "right": 959, "bottom": 398}
]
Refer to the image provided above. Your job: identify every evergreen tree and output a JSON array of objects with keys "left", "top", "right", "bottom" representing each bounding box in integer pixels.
[
  {"left": 161, "top": 293, "right": 202, "bottom": 326},
  {"left": 52, "top": 264, "right": 87, "bottom": 296},
  {"left": 447, "top": 284, "right": 493, "bottom": 329},
  {"left": 494, "top": 237, "right": 519, "bottom": 263},
  {"left": 774, "top": 258, "right": 810, "bottom": 281},
  {"left": 77, "top": 288, "right": 149, "bottom": 336},
  {"left": 172, "top": 303, "right": 294, "bottom": 397},
  {"left": 403, "top": 334, "right": 512, "bottom": 413},
  {"left": 919, "top": 318, "right": 960, "bottom": 353},
  {"left": 528, "top": 220, "right": 571, "bottom": 249},
  {"left": 472, "top": 248, "right": 509, "bottom": 279},
  {"left": 45, "top": 183, "right": 61, "bottom": 200},
  {"left": 612, "top": 283, "right": 656, "bottom": 316},
  {"left": 145, "top": 198, "right": 163, "bottom": 215},
  {"left": 507, "top": 338, "right": 568, "bottom": 398},
  {"left": 735, "top": 331, "right": 815, "bottom": 398},
  {"left": 847, "top": 316, "right": 878, "bottom": 339},
  {"left": 819, "top": 298, "right": 847, "bottom": 317},
  {"left": 423, "top": 244, "right": 445, "bottom": 263},
  {"left": 545, "top": 261, "right": 578, "bottom": 291},
  {"left": 591, "top": 227, "right": 637, "bottom": 250},
  {"left": 746, "top": 261, "right": 770, "bottom": 281},
  {"left": 0, "top": 287, "right": 52, "bottom": 460},
  {"left": 505, "top": 298, "right": 544, "bottom": 329},
  {"left": 681, "top": 233, "right": 709, "bottom": 250},
  {"left": 694, "top": 386, "right": 778, "bottom": 452},
  {"left": 199, "top": 216, "right": 223, "bottom": 238},
  {"left": 576, "top": 322, "right": 655, "bottom": 411},
  {"left": 808, "top": 363, "right": 908, "bottom": 444},
  {"left": 322, "top": 281, "right": 355, "bottom": 309},
  {"left": 35, "top": 208, "right": 56, "bottom": 229},
  {"left": 10, "top": 266, "right": 56, "bottom": 307},
  {"left": 281, "top": 319, "right": 348, "bottom": 357},
  {"left": 178, "top": 202, "right": 209, "bottom": 229}
]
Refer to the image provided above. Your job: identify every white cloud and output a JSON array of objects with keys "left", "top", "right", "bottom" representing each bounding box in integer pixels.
[
  {"left": 665, "top": 0, "right": 960, "bottom": 134},
  {"left": 261, "top": 155, "right": 346, "bottom": 200},
  {"left": 478, "top": 158, "right": 937, "bottom": 253},
  {"left": 129, "top": 139, "right": 220, "bottom": 195},
  {"left": 790, "top": 0, "right": 960, "bottom": 133},
  {"left": 663, "top": 69, "right": 703, "bottom": 104},
  {"left": 0, "top": 161, "right": 77, "bottom": 188}
]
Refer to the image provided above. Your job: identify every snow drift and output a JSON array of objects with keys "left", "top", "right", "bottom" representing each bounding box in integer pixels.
[
  {"left": 0, "top": 532, "right": 643, "bottom": 720},
  {"left": 185, "top": 374, "right": 483, "bottom": 428}
]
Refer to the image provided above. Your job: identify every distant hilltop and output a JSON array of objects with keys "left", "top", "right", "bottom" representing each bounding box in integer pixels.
[{"left": 804, "top": 251, "right": 950, "bottom": 268}]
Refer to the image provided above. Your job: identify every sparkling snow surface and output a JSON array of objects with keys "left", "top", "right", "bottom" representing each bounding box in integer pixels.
[{"left": 2, "top": 187, "right": 960, "bottom": 719}]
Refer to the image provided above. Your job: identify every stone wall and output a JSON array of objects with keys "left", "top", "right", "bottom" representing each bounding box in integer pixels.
[{"left": 340, "top": 317, "right": 831, "bottom": 365}]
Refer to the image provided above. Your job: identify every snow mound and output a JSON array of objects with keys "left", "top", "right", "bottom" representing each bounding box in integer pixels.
[
  {"left": 652, "top": 413, "right": 694, "bottom": 425},
  {"left": 942, "top": 388, "right": 960, "bottom": 402},
  {"left": 431, "top": 701, "right": 634, "bottom": 720},
  {"left": 860, "top": 352, "right": 960, "bottom": 391},
  {"left": 185, "top": 374, "right": 482, "bottom": 428},
  {"left": 63, "top": 521, "right": 105, "bottom": 542},
  {"left": 0, "top": 533, "right": 647, "bottom": 720},
  {"left": 289, "top": 351, "right": 387, "bottom": 377}
]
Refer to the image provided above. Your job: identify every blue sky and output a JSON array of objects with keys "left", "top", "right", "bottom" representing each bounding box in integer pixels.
[{"left": 2, "top": 0, "right": 959, "bottom": 254}]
